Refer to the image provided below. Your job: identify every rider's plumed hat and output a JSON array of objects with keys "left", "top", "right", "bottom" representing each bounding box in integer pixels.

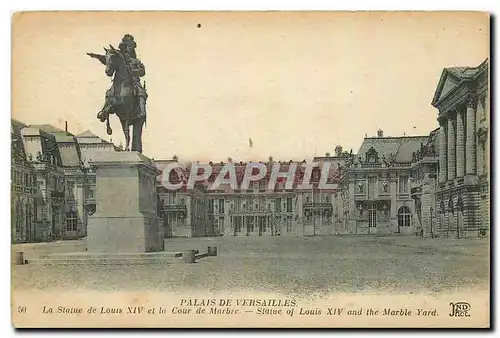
[{"left": 119, "top": 34, "right": 137, "bottom": 50}]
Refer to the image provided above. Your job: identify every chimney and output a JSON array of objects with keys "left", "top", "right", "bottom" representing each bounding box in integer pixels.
[
  {"left": 65, "top": 121, "right": 68, "bottom": 133},
  {"left": 377, "top": 129, "right": 384, "bottom": 137}
]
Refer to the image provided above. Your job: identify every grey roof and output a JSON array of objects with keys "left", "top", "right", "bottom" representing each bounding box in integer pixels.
[
  {"left": 29, "top": 124, "right": 68, "bottom": 134},
  {"left": 357, "top": 137, "right": 401, "bottom": 160},
  {"left": 58, "top": 144, "right": 82, "bottom": 167},
  {"left": 11, "top": 119, "right": 28, "bottom": 136},
  {"left": 53, "top": 134, "right": 77, "bottom": 143},
  {"left": 76, "top": 130, "right": 99, "bottom": 138},
  {"left": 76, "top": 130, "right": 111, "bottom": 144},
  {"left": 395, "top": 137, "right": 428, "bottom": 162},
  {"left": 357, "top": 136, "right": 429, "bottom": 163}
]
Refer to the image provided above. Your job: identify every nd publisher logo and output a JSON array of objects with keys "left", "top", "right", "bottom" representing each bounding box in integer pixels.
[{"left": 449, "top": 302, "right": 471, "bottom": 317}]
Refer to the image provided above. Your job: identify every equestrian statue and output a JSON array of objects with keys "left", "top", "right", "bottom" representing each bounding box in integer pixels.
[{"left": 87, "top": 34, "right": 148, "bottom": 153}]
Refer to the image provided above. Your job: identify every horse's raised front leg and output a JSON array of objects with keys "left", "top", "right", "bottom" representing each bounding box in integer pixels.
[
  {"left": 119, "top": 118, "right": 130, "bottom": 151},
  {"left": 131, "top": 117, "right": 144, "bottom": 153}
]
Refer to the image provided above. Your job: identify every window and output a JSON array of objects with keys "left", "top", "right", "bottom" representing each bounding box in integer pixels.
[
  {"left": 398, "top": 176, "right": 408, "bottom": 194},
  {"left": 368, "top": 204, "right": 377, "bottom": 227},
  {"left": 15, "top": 201, "right": 22, "bottom": 235},
  {"left": 219, "top": 217, "right": 224, "bottom": 233},
  {"left": 166, "top": 192, "right": 176, "bottom": 205},
  {"left": 287, "top": 216, "right": 292, "bottom": 232},
  {"left": 25, "top": 204, "right": 31, "bottom": 238},
  {"left": 275, "top": 198, "right": 281, "bottom": 212},
  {"left": 313, "top": 168, "right": 320, "bottom": 180},
  {"left": 286, "top": 197, "right": 293, "bottom": 213},
  {"left": 234, "top": 198, "right": 241, "bottom": 211},
  {"left": 208, "top": 199, "right": 214, "bottom": 213},
  {"left": 248, "top": 217, "right": 254, "bottom": 232},
  {"left": 448, "top": 199, "right": 454, "bottom": 214},
  {"left": 24, "top": 173, "right": 29, "bottom": 186},
  {"left": 234, "top": 216, "right": 242, "bottom": 232},
  {"left": 259, "top": 216, "right": 266, "bottom": 232},
  {"left": 66, "top": 211, "right": 78, "bottom": 232},
  {"left": 33, "top": 200, "right": 37, "bottom": 222},
  {"left": 219, "top": 199, "right": 224, "bottom": 214},
  {"left": 397, "top": 206, "right": 411, "bottom": 227},
  {"left": 259, "top": 180, "right": 266, "bottom": 191}
]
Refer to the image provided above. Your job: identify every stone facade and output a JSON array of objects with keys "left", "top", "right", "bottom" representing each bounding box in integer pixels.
[
  {"left": 431, "top": 59, "right": 489, "bottom": 238},
  {"left": 156, "top": 160, "right": 211, "bottom": 238},
  {"left": 10, "top": 121, "right": 121, "bottom": 243},
  {"left": 338, "top": 132, "right": 434, "bottom": 236},
  {"left": 155, "top": 153, "right": 346, "bottom": 237},
  {"left": 11, "top": 120, "right": 37, "bottom": 243}
]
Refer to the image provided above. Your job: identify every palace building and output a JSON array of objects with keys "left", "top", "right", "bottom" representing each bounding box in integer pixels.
[
  {"left": 155, "top": 154, "right": 346, "bottom": 238},
  {"left": 431, "top": 58, "right": 489, "bottom": 238},
  {"left": 10, "top": 120, "right": 121, "bottom": 243},
  {"left": 338, "top": 130, "right": 435, "bottom": 236}
]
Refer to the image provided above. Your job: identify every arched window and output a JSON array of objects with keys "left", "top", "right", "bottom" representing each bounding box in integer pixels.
[
  {"left": 448, "top": 199, "right": 454, "bottom": 214},
  {"left": 398, "top": 206, "right": 411, "bottom": 227}
]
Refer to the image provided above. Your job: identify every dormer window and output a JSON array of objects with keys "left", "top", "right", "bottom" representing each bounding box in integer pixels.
[{"left": 365, "top": 147, "right": 379, "bottom": 163}]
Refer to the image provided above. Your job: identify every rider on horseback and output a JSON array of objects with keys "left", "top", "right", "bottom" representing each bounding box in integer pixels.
[{"left": 96, "top": 34, "right": 148, "bottom": 123}]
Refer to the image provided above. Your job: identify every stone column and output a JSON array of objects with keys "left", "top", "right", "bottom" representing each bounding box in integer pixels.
[
  {"left": 447, "top": 116, "right": 456, "bottom": 181},
  {"left": 466, "top": 96, "right": 477, "bottom": 175},
  {"left": 456, "top": 109, "right": 465, "bottom": 178},
  {"left": 438, "top": 122, "right": 447, "bottom": 184}
]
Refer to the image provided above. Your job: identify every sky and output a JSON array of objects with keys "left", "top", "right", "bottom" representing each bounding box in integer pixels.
[{"left": 11, "top": 11, "right": 489, "bottom": 162}]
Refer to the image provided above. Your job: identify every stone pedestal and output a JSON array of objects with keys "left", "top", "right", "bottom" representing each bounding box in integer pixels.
[{"left": 87, "top": 151, "right": 164, "bottom": 253}]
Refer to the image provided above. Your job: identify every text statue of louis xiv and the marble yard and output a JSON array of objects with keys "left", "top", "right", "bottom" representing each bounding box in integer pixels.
[{"left": 11, "top": 12, "right": 490, "bottom": 329}]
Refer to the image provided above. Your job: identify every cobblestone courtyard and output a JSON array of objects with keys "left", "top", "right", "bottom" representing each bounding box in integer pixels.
[{"left": 11, "top": 236, "right": 489, "bottom": 298}]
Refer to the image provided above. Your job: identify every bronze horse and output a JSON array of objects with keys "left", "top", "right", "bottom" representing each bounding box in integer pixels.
[{"left": 88, "top": 46, "right": 145, "bottom": 153}]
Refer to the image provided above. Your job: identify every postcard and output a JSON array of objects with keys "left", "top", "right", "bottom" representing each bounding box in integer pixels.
[{"left": 11, "top": 11, "right": 490, "bottom": 328}]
